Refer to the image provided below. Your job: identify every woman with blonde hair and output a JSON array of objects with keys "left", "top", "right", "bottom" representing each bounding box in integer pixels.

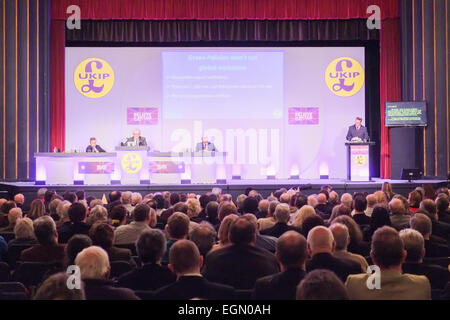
[
  {"left": 381, "top": 182, "right": 394, "bottom": 201},
  {"left": 211, "top": 214, "right": 238, "bottom": 252},
  {"left": 186, "top": 198, "right": 201, "bottom": 221},
  {"left": 292, "top": 205, "right": 316, "bottom": 229},
  {"left": 26, "top": 199, "right": 46, "bottom": 220},
  {"left": 373, "top": 190, "right": 388, "bottom": 207}
]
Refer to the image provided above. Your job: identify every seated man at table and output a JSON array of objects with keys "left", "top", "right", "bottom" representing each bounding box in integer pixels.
[
  {"left": 195, "top": 135, "right": 217, "bottom": 152},
  {"left": 123, "top": 129, "right": 148, "bottom": 147},
  {"left": 86, "top": 137, "right": 106, "bottom": 153}
]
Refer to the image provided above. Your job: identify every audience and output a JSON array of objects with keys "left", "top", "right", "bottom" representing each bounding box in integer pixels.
[
  {"left": 75, "top": 246, "right": 139, "bottom": 300},
  {"left": 65, "top": 234, "right": 92, "bottom": 267},
  {"left": 57, "top": 202, "right": 90, "bottom": 243},
  {"left": 260, "top": 204, "right": 301, "bottom": 238},
  {"left": 253, "top": 231, "right": 307, "bottom": 300},
  {"left": 34, "top": 273, "right": 85, "bottom": 300},
  {"left": 345, "top": 226, "right": 431, "bottom": 300},
  {"left": 162, "top": 212, "right": 190, "bottom": 264},
  {"left": 13, "top": 193, "right": 25, "bottom": 210},
  {"left": 8, "top": 217, "right": 37, "bottom": 247},
  {"left": 118, "top": 229, "right": 176, "bottom": 291},
  {"left": 410, "top": 213, "right": 450, "bottom": 258},
  {"left": 296, "top": 269, "right": 349, "bottom": 300},
  {"left": 330, "top": 223, "right": 368, "bottom": 272},
  {"left": 189, "top": 224, "right": 217, "bottom": 257},
  {"left": 114, "top": 204, "right": 153, "bottom": 245},
  {"left": 389, "top": 198, "right": 410, "bottom": 230},
  {"left": 203, "top": 217, "right": 279, "bottom": 289},
  {"left": 306, "top": 226, "right": 361, "bottom": 283},
  {"left": 0, "top": 207, "right": 22, "bottom": 232},
  {"left": 20, "top": 216, "right": 65, "bottom": 264},
  {"left": 352, "top": 194, "right": 371, "bottom": 227},
  {"left": 154, "top": 240, "right": 235, "bottom": 300}
]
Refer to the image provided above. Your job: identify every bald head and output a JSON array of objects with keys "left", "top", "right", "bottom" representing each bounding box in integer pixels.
[
  {"left": 366, "top": 194, "right": 376, "bottom": 208},
  {"left": 14, "top": 194, "right": 25, "bottom": 205},
  {"left": 340, "top": 193, "right": 353, "bottom": 208},
  {"left": 276, "top": 231, "right": 307, "bottom": 269},
  {"left": 258, "top": 200, "right": 269, "bottom": 216},
  {"left": 169, "top": 239, "right": 202, "bottom": 275},
  {"left": 389, "top": 198, "right": 405, "bottom": 215},
  {"left": 317, "top": 193, "right": 327, "bottom": 205},
  {"left": 329, "top": 223, "right": 349, "bottom": 251},
  {"left": 280, "top": 193, "right": 290, "bottom": 204},
  {"left": 307, "top": 226, "right": 335, "bottom": 255}
]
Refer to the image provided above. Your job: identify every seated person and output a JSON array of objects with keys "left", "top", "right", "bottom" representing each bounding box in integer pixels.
[
  {"left": 346, "top": 116, "right": 369, "bottom": 142},
  {"left": 123, "top": 129, "right": 147, "bottom": 147},
  {"left": 86, "top": 137, "right": 106, "bottom": 153},
  {"left": 195, "top": 135, "right": 217, "bottom": 152}
]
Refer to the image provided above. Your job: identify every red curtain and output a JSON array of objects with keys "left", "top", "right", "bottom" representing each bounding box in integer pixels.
[
  {"left": 50, "top": 20, "right": 66, "bottom": 152},
  {"left": 50, "top": 0, "right": 400, "bottom": 178},
  {"left": 52, "top": 0, "right": 399, "bottom": 20}
]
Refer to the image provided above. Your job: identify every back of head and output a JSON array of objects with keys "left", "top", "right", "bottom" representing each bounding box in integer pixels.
[
  {"left": 258, "top": 200, "right": 269, "bottom": 216},
  {"left": 423, "top": 184, "right": 436, "bottom": 200},
  {"left": 371, "top": 226, "right": 404, "bottom": 269},
  {"left": 268, "top": 200, "right": 280, "bottom": 217},
  {"left": 307, "top": 226, "right": 334, "bottom": 255},
  {"left": 280, "top": 193, "right": 291, "bottom": 204},
  {"left": 89, "top": 222, "right": 114, "bottom": 250},
  {"left": 108, "top": 191, "right": 121, "bottom": 203},
  {"left": 75, "top": 190, "right": 85, "bottom": 201},
  {"left": 374, "top": 191, "right": 388, "bottom": 205},
  {"left": 317, "top": 193, "right": 327, "bottom": 205},
  {"left": 218, "top": 201, "right": 238, "bottom": 221},
  {"left": 173, "top": 202, "right": 188, "bottom": 214},
  {"left": 189, "top": 224, "right": 217, "bottom": 257},
  {"left": 34, "top": 273, "right": 85, "bottom": 300},
  {"left": 199, "top": 194, "right": 210, "bottom": 209},
  {"left": 131, "top": 192, "right": 143, "bottom": 206},
  {"left": 169, "top": 239, "right": 201, "bottom": 274},
  {"left": 301, "top": 215, "right": 324, "bottom": 238},
  {"left": 408, "top": 190, "right": 422, "bottom": 208},
  {"left": 329, "top": 223, "right": 350, "bottom": 251},
  {"left": 293, "top": 205, "right": 316, "bottom": 228},
  {"left": 295, "top": 195, "right": 308, "bottom": 209},
  {"left": 340, "top": 193, "right": 353, "bottom": 208},
  {"left": 353, "top": 194, "right": 367, "bottom": 212},
  {"left": 205, "top": 201, "right": 219, "bottom": 221},
  {"left": 68, "top": 202, "right": 87, "bottom": 223},
  {"left": 66, "top": 234, "right": 92, "bottom": 266},
  {"left": 242, "top": 196, "right": 259, "bottom": 214},
  {"left": 37, "top": 188, "right": 47, "bottom": 199},
  {"left": 409, "top": 213, "right": 432, "bottom": 237},
  {"left": 420, "top": 199, "right": 437, "bottom": 217},
  {"left": 217, "top": 214, "right": 238, "bottom": 244},
  {"left": 8, "top": 207, "right": 23, "bottom": 224},
  {"left": 153, "top": 194, "right": 165, "bottom": 209},
  {"left": 296, "top": 269, "right": 348, "bottom": 300},
  {"left": 166, "top": 212, "right": 190, "bottom": 239},
  {"left": 49, "top": 199, "right": 62, "bottom": 215},
  {"left": 169, "top": 192, "right": 181, "bottom": 206},
  {"left": 75, "top": 246, "right": 110, "bottom": 280},
  {"left": 137, "top": 229, "right": 166, "bottom": 264},
  {"left": 1, "top": 200, "right": 17, "bottom": 215},
  {"left": 399, "top": 228, "right": 424, "bottom": 263},
  {"left": 366, "top": 194, "right": 377, "bottom": 208},
  {"left": 14, "top": 217, "right": 34, "bottom": 239},
  {"left": 274, "top": 203, "right": 291, "bottom": 223},
  {"left": 121, "top": 191, "right": 132, "bottom": 205},
  {"left": 276, "top": 231, "right": 307, "bottom": 268},
  {"left": 370, "top": 205, "right": 391, "bottom": 229},
  {"left": 33, "top": 216, "right": 57, "bottom": 245},
  {"left": 133, "top": 203, "right": 150, "bottom": 222},
  {"left": 63, "top": 192, "right": 78, "bottom": 204},
  {"left": 332, "top": 215, "right": 362, "bottom": 244},
  {"left": 436, "top": 194, "right": 449, "bottom": 213},
  {"left": 110, "top": 205, "right": 127, "bottom": 227},
  {"left": 229, "top": 217, "right": 256, "bottom": 245},
  {"left": 388, "top": 198, "right": 405, "bottom": 215}
]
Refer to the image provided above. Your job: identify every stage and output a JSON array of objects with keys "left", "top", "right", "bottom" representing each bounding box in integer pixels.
[{"left": 0, "top": 178, "right": 447, "bottom": 208}]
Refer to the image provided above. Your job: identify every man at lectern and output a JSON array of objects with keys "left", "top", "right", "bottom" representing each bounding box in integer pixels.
[
  {"left": 86, "top": 137, "right": 106, "bottom": 153},
  {"left": 123, "top": 129, "right": 148, "bottom": 147},
  {"left": 346, "top": 117, "right": 369, "bottom": 142},
  {"left": 195, "top": 135, "right": 217, "bottom": 152}
]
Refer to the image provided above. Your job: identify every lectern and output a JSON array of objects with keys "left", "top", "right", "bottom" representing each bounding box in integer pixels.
[{"left": 345, "top": 142, "right": 375, "bottom": 181}]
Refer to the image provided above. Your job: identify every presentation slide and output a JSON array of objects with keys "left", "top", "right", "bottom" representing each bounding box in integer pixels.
[
  {"left": 65, "top": 46, "right": 365, "bottom": 179},
  {"left": 385, "top": 101, "right": 427, "bottom": 127}
]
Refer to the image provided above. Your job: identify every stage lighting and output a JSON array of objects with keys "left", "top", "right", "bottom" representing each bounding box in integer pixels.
[
  {"left": 74, "top": 180, "right": 84, "bottom": 185},
  {"left": 35, "top": 180, "right": 46, "bottom": 185},
  {"left": 320, "top": 175, "right": 329, "bottom": 179}
]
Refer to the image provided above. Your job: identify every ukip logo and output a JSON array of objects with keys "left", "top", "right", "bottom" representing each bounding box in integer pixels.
[
  {"left": 325, "top": 57, "right": 364, "bottom": 97},
  {"left": 121, "top": 152, "right": 143, "bottom": 174},
  {"left": 354, "top": 154, "right": 366, "bottom": 167},
  {"left": 74, "top": 58, "right": 115, "bottom": 98}
]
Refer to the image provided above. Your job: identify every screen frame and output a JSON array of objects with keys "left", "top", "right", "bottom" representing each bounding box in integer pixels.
[{"left": 384, "top": 100, "right": 428, "bottom": 127}]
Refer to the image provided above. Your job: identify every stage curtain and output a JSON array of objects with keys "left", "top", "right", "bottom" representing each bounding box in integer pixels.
[
  {"left": 52, "top": 0, "right": 399, "bottom": 20},
  {"left": 50, "top": 0, "right": 401, "bottom": 178},
  {"left": 66, "top": 19, "right": 379, "bottom": 42},
  {"left": 379, "top": 19, "right": 401, "bottom": 179},
  {"left": 50, "top": 20, "right": 66, "bottom": 152}
]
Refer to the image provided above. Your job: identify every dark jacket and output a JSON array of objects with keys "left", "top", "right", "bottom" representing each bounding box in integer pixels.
[
  {"left": 424, "top": 239, "right": 450, "bottom": 258},
  {"left": 402, "top": 262, "right": 450, "bottom": 289},
  {"left": 118, "top": 263, "right": 176, "bottom": 291},
  {"left": 346, "top": 125, "right": 369, "bottom": 141},
  {"left": 154, "top": 275, "right": 235, "bottom": 300},
  {"left": 202, "top": 243, "right": 279, "bottom": 289},
  {"left": 82, "top": 279, "right": 140, "bottom": 300},
  {"left": 124, "top": 136, "right": 147, "bottom": 147},
  {"left": 315, "top": 203, "right": 333, "bottom": 219},
  {"left": 20, "top": 243, "right": 66, "bottom": 264},
  {"left": 256, "top": 234, "right": 277, "bottom": 253},
  {"left": 259, "top": 222, "right": 301, "bottom": 238},
  {"left": 253, "top": 267, "right": 306, "bottom": 300},
  {"left": 57, "top": 222, "right": 91, "bottom": 243},
  {"left": 195, "top": 141, "right": 217, "bottom": 152},
  {"left": 86, "top": 145, "right": 106, "bottom": 153},
  {"left": 306, "top": 252, "right": 362, "bottom": 283},
  {"left": 107, "top": 246, "right": 136, "bottom": 267},
  {"left": 353, "top": 213, "right": 371, "bottom": 227}
]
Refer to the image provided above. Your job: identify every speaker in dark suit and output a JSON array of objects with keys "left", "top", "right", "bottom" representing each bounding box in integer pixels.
[
  {"left": 123, "top": 129, "right": 148, "bottom": 147},
  {"left": 195, "top": 135, "right": 217, "bottom": 152},
  {"left": 86, "top": 137, "right": 106, "bottom": 152},
  {"left": 346, "top": 117, "right": 370, "bottom": 141}
]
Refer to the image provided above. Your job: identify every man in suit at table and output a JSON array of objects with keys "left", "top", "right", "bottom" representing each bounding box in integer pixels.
[
  {"left": 123, "top": 129, "right": 148, "bottom": 147},
  {"left": 346, "top": 116, "right": 370, "bottom": 142},
  {"left": 195, "top": 135, "right": 217, "bottom": 152},
  {"left": 154, "top": 240, "right": 235, "bottom": 300},
  {"left": 86, "top": 137, "right": 106, "bottom": 153}
]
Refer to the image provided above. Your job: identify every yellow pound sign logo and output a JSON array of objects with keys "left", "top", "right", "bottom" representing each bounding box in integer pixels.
[
  {"left": 122, "top": 152, "right": 142, "bottom": 174},
  {"left": 325, "top": 57, "right": 364, "bottom": 97},
  {"left": 354, "top": 155, "right": 366, "bottom": 167},
  {"left": 74, "top": 58, "right": 115, "bottom": 98}
]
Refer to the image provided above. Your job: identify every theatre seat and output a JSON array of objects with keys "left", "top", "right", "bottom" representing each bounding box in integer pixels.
[
  {"left": 6, "top": 244, "right": 35, "bottom": 269},
  {"left": 110, "top": 261, "right": 134, "bottom": 279},
  {"left": 12, "top": 262, "right": 63, "bottom": 291},
  {"left": 0, "top": 262, "right": 11, "bottom": 282},
  {"left": 0, "top": 282, "right": 29, "bottom": 300},
  {"left": 115, "top": 243, "right": 137, "bottom": 256},
  {"left": 0, "top": 232, "right": 15, "bottom": 243},
  {"left": 235, "top": 289, "right": 253, "bottom": 300}
]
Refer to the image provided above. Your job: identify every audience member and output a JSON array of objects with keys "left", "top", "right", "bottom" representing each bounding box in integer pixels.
[
  {"left": 65, "top": 234, "right": 92, "bottom": 267},
  {"left": 389, "top": 198, "right": 410, "bottom": 230},
  {"left": 8, "top": 217, "right": 37, "bottom": 247},
  {"left": 330, "top": 223, "right": 368, "bottom": 272},
  {"left": 162, "top": 212, "right": 190, "bottom": 264},
  {"left": 57, "top": 202, "right": 90, "bottom": 243},
  {"left": 34, "top": 272, "right": 85, "bottom": 300},
  {"left": 260, "top": 204, "right": 301, "bottom": 238},
  {"left": 114, "top": 204, "right": 152, "bottom": 245},
  {"left": 0, "top": 207, "right": 22, "bottom": 232},
  {"left": 189, "top": 224, "right": 217, "bottom": 257},
  {"left": 296, "top": 269, "right": 349, "bottom": 300},
  {"left": 410, "top": 213, "right": 450, "bottom": 257}
]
